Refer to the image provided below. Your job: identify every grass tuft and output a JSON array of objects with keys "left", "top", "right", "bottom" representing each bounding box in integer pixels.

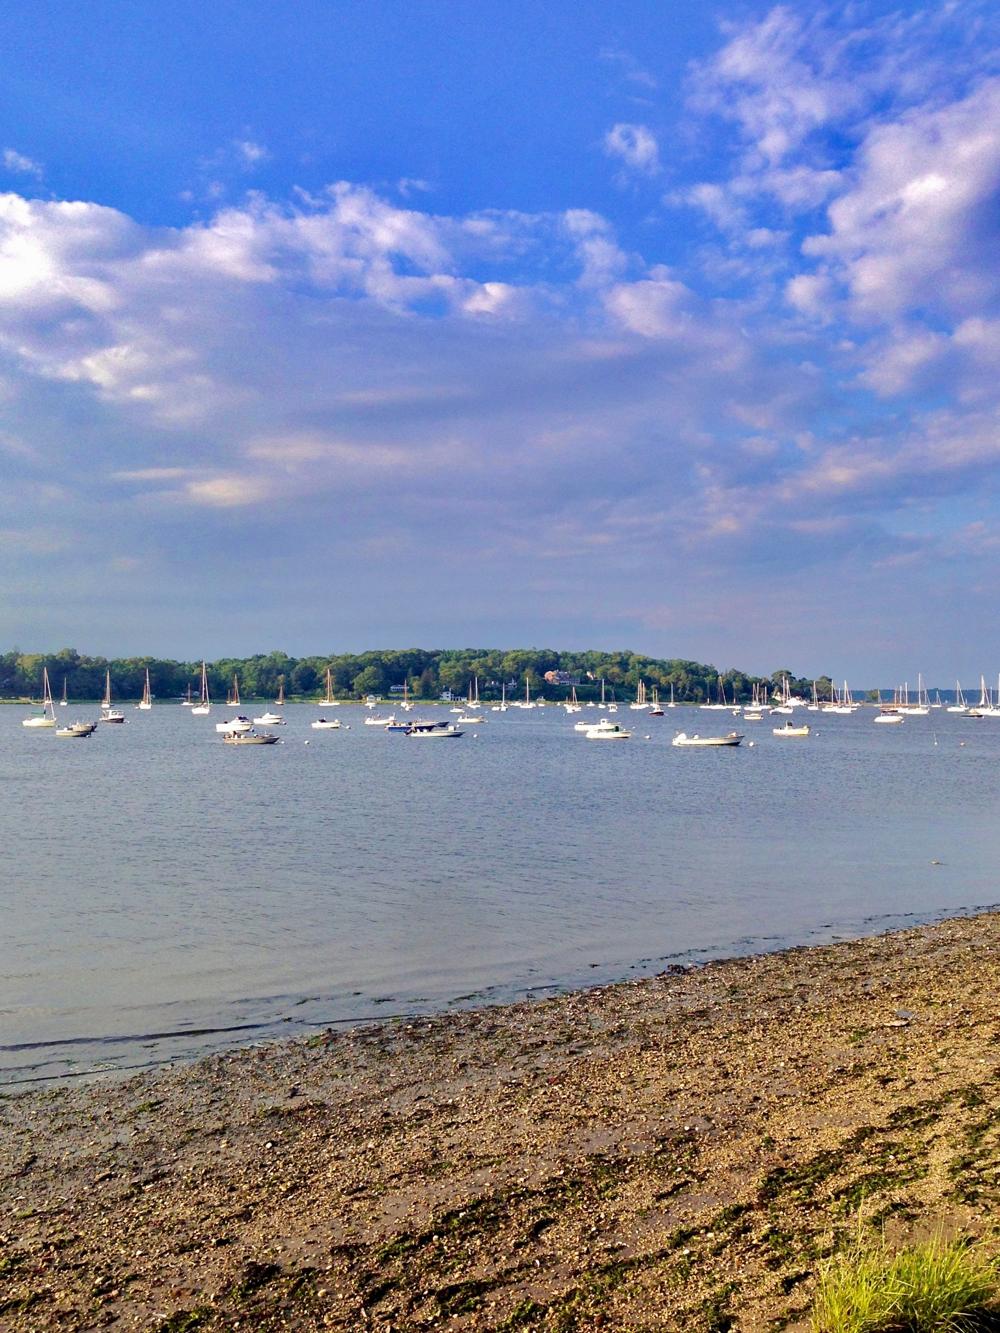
[{"left": 811, "top": 1233, "right": 999, "bottom": 1332}]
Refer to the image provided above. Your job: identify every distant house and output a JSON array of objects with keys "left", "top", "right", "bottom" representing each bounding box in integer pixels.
[
  {"left": 440, "top": 690, "right": 456, "bottom": 701},
  {"left": 389, "top": 684, "right": 406, "bottom": 694},
  {"left": 544, "top": 670, "right": 580, "bottom": 685}
]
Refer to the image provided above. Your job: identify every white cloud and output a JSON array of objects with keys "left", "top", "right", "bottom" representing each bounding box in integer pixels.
[
  {"left": 802, "top": 78, "right": 1000, "bottom": 323},
  {"left": 604, "top": 268, "right": 690, "bottom": 338},
  {"left": 234, "top": 139, "right": 269, "bottom": 169},
  {"left": 603, "top": 123, "right": 661, "bottom": 176},
  {"left": 3, "top": 148, "right": 42, "bottom": 178}
]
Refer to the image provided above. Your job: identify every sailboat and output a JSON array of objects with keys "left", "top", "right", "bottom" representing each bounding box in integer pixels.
[
  {"left": 317, "top": 666, "right": 340, "bottom": 706},
  {"left": 100, "top": 669, "right": 126, "bottom": 723},
  {"left": 191, "top": 662, "right": 211, "bottom": 715},
  {"left": 275, "top": 676, "right": 286, "bottom": 708},
  {"left": 455, "top": 677, "right": 486, "bottom": 724},
  {"left": 226, "top": 674, "right": 241, "bottom": 707},
  {"left": 181, "top": 683, "right": 193, "bottom": 706},
  {"left": 491, "top": 681, "right": 508, "bottom": 712},
  {"left": 400, "top": 679, "right": 414, "bottom": 711},
  {"left": 701, "top": 676, "right": 731, "bottom": 711},
  {"left": 23, "top": 667, "right": 57, "bottom": 728},
  {"left": 667, "top": 682, "right": 677, "bottom": 708},
  {"left": 630, "top": 679, "right": 648, "bottom": 710},
  {"left": 900, "top": 674, "right": 930, "bottom": 716},
  {"left": 947, "top": 681, "right": 969, "bottom": 714},
  {"left": 564, "top": 685, "right": 582, "bottom": 713},
  {"left": 137, "top": 668, "right": 153, "bottom": 710},
  {"left": 60, "top": 676, "right": 69, "bottom": 707},
  {"left": 514, "top": 677, "right": 537, "bottom": 709},
  {"left": 647, "top": 686, "right": 664, "bottom": 717}
]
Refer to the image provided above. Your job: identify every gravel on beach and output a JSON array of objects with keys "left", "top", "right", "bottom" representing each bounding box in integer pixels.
[{"left": 2, "top": 912, "right": 999, "bottom": 1331}]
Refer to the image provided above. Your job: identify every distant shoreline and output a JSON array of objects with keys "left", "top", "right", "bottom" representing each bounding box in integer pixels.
[{"left": 2, "top": 909, "right": 998, "bottom": 1329}]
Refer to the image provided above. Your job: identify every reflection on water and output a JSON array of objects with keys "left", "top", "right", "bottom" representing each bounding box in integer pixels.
[{"left": 1, "top": 703, "right": 997, "bottom": 1081}]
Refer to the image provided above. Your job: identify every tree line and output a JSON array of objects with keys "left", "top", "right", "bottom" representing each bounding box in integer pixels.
[{"left": 0, "top": 647, "right": 832, "bottom": 704}]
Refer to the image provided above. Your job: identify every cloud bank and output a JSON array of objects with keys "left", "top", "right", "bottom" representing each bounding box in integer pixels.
[{"left": 2, "top": 3, "right": 1000, "bottom": 673}]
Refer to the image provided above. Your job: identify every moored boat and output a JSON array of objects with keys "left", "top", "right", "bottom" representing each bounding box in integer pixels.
[
  {"left": 23, "top": 667, "right": 57, "bottom": 728},
  {"left": 56, "top": 720, "right": 98, "bottom": 738},
  {"left": 672, "top": 731, "right": 743, "bottom": 747}
]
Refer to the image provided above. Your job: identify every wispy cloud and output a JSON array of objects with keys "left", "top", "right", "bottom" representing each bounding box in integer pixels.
[
  {"left": 603, "top": 123, "right": 661, "bottom": 177},
  {"left": 2, "top": 148, "right": 42, "bottom": 179}
]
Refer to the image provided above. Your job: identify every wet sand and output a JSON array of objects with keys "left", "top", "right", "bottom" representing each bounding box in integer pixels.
[{"left": 2, "top": 912, "right": 998, "bottom": 1331}]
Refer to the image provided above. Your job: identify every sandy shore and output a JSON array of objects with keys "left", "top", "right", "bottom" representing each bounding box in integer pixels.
[{"left": 2, "top": 912, "right": 999, "bottom": 1331}]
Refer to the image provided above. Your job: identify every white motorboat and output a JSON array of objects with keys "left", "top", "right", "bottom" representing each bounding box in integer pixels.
[
  {"left": 311, "top": 717, "right": 342, "bottom": 730},
  {"left": 454, "top": 712, "right": 485, "bottom": 724},
  {"left": 773, "top": 721, "right": 810, "bottom": 737},
  {"left": 223, "top": 729, "right": 279, "bottom": 745},
  {"left": 672, "top": 731, "right": 743, "bottom": 747},
  {"left": 253, "top": 710, "right": 285, "bottom": 726},
  {"left": 874, "top": 711, "right": 904, "bottom": 724},
  {"left": 56, "top": 720, "right": 98, "bottom": 738},
  {"left": 407, "top": 723, "right": 464, "bottom": 738},
  {"left": 23, "top": 667, "right": 57, "bottom": 728},
  {"left": 365, "top": 713, "right": 395, "bottom": 726},
  {"left": 216, "top": 715, "right": 253, "bottom": 734},
  {"left": 576, "top": 714, "right": 624, "bottom": 735},
  {"left": 191, "top": 662, "right": 211, "bottom": 715},
  {"left": 100, "top": 669, "right": 126, "bottom": 723},
  {"left": 584, "top": 722, "right": 631, "bottom": 740}
]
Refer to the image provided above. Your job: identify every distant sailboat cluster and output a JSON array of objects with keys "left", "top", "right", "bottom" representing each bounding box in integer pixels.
[{"left": 19, "top": 664, "right": 1000, "bottom": 750}]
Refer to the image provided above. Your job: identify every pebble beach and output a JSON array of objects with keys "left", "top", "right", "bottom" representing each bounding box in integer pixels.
[{"left": 2, "top": 911, "right": 999, "bottom": 1331}]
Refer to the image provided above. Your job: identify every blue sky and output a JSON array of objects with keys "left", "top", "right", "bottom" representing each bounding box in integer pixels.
[{"left": 2, "top": 0, "right": 1000, "bottom": 679}]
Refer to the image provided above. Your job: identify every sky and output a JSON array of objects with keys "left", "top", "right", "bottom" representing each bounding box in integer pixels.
[{"left": 2, "top": 0, "right": 1000, "bottom": 679}]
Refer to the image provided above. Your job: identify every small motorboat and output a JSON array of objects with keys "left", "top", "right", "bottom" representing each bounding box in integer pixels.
[
  {"left": 364, "top": 714, "right": 395, "bottom": 726},
  {"left": 773, "top": 722, "right": 810, "bottom": 737},
  {"left": 216, "top": 715, "right": 253, "bottom": 734},
  {"left": 223, "top": 729, "right": 280, "bottom": 745},
  {"left": 310, "top": 717, "right": 342, "bottom": 730},
  {"left": 253, "top": 711, "right": 285, "bottom": 726},
  {"left": 407, "top": 723, "right": 464, "bottom": 738},
  {"left": 873, "top": 711, "right": 904, "bottom": 724},
  {"left": 56, "top": 721, "right": 98, "bottom": 738},
  {"left": 583, "top": 723, "right": 631, "bottom": 740},
  {"left": 672, "top": 731, "right": 743, "bottom": 747},
  {"left": 575, "top": 715, "right": 617, "bottom": 733}
]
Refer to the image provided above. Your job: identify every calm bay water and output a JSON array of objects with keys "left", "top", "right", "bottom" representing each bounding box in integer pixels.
[{"left": 2, "top": 702, "right": 998, "bottom": 1083}]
